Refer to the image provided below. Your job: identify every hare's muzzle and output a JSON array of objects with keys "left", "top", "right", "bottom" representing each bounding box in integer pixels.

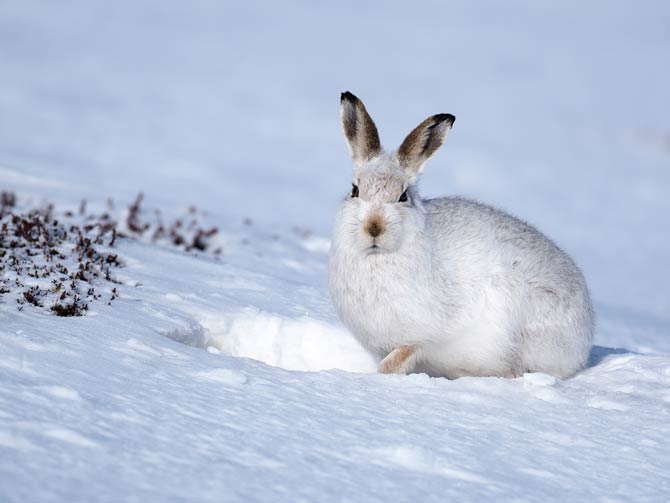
[{"left": 364, "top": 216, "right": 386, "bottom": 238}]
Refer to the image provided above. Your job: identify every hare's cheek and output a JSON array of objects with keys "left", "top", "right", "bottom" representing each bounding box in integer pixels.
[
  {"left": 334, "top": 204, "right": 362, "bottom": 242},
  {"left": 383, "top": 221, "right": 404, "bottom": 250},
  {"left": 403, "top": 206, "right": 427, "bottom": 230}
]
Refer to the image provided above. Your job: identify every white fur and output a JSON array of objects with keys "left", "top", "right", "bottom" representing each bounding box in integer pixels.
[{"left": 329, "top": 103, "right": 593, "bottom": 380}]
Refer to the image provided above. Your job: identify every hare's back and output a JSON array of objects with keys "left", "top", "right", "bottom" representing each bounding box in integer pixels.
[{"left": 425, "top": 197, "right": 582, "bottom": 283}]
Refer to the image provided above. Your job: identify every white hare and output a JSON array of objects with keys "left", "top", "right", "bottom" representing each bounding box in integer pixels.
[{"left": 329, "top": 92, "right": 593, "bottom": 379}]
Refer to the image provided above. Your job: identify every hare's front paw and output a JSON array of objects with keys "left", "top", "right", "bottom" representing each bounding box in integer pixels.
[{"left": 378, "top": 345, "right": 418, "bottom": 375}]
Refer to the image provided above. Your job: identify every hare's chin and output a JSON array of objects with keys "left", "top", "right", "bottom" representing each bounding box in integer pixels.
[{"left": 364, "top": 243, "right": 391, "bottom": 256}]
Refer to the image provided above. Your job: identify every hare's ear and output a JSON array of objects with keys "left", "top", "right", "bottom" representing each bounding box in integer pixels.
[
  {"left": 398, "top": 113, "right": 455, "bottom": 175},
  {"left": 340, "top": 91, "right": 381, "bottom": 164}
]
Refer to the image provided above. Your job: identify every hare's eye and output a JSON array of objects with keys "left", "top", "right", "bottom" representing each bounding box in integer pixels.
[
  {"left": 351, "top": 184, "right": 359, "bottom": 198},
  {"left": 399, "top": 190, "right": 408, "bottom": 202}
]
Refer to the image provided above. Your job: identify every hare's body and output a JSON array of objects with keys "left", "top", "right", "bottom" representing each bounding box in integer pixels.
[
  {"left": 329, "top": 92, "right": 593, "bottom": 379},
  {"left": 330, "top": 196, "right": 593, "bottom": 379}
]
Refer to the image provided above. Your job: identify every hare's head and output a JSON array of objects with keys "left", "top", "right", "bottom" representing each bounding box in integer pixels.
[{"left": 336, "top": 91, "right": 455, "bottom": 255}]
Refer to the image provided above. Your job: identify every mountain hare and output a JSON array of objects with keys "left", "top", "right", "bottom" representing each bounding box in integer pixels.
[{"left": 329, "top": 92, "right": 593, "bottom": 379}]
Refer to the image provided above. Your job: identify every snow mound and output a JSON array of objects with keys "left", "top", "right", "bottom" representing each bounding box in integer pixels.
[{"left": 195, "top": 308, "right": 376, "bottom": 372}]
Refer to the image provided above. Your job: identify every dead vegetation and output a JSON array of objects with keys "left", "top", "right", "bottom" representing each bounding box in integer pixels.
[
  {"left": 0, "top": 191, "right": 221, "bottom": 316},
  {"left": 123, "top": 193, "right": 221, "bottom": 253}
]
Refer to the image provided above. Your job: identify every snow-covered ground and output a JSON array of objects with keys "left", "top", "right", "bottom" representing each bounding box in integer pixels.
[{"left": 1, "top": 1, "right": 669, "bottom": 501}]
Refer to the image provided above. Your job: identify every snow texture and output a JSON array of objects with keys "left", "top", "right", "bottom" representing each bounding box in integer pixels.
[{"left": 1, "top": 1, "right": 669, "bottom": 501}]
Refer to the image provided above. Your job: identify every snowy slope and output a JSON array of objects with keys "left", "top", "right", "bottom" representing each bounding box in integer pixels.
[
  {"left": 1, "top": 195, "right": 669, "bottom": 502},
  {"left": 1, "top": 194, "right": 669, "bottom": 502},
  {"left": 1, "top": 0, "right": 670, "bottom": 501}
]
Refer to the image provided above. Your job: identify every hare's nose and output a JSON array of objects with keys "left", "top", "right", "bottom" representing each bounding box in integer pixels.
[{"left": 365, "top": 218, "right": 385, "bottom": 238}]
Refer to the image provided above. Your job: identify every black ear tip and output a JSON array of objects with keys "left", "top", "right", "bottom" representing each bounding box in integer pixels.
[
  {"left": 434, "top": 113, "right": 455, "bottom": 126},
  {"left": 341, "top": 91, "right": 359, "bottom": 104}
]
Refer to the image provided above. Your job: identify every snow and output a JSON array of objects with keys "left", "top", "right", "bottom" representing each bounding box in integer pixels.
[{"left": 1, "top": 0, "right": 670, "bottom": 501}]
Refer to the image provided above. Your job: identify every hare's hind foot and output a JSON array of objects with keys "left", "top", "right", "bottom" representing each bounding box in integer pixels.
[{"left": 378, "top": 345, "right": 418, "bottom": 375}]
